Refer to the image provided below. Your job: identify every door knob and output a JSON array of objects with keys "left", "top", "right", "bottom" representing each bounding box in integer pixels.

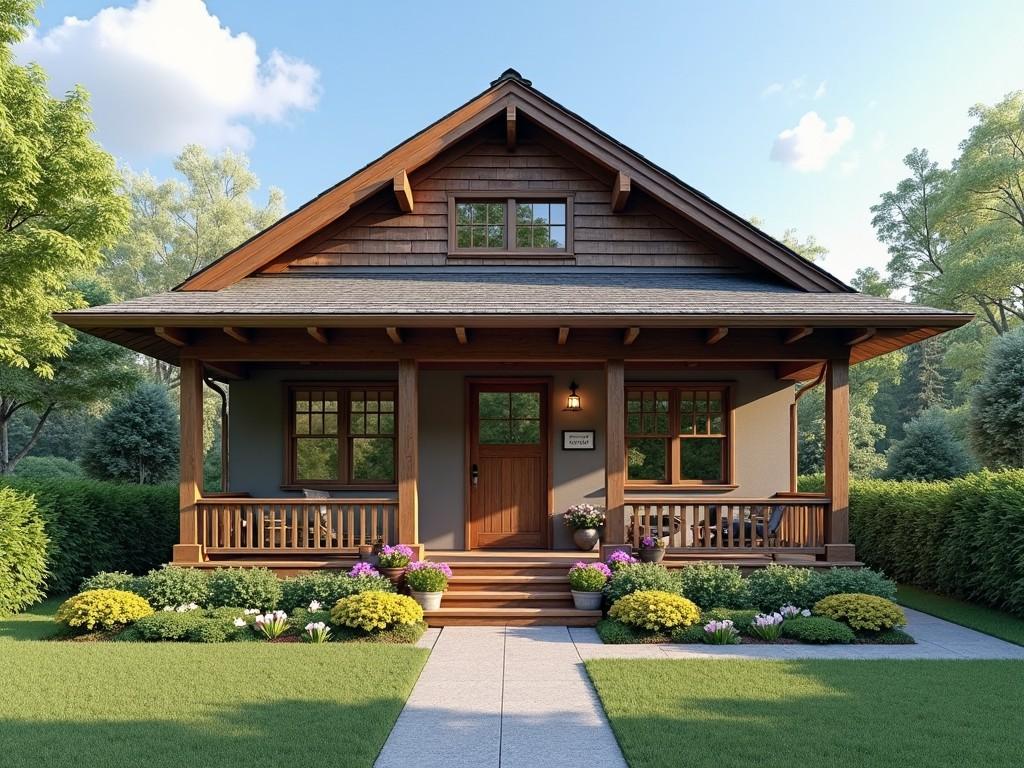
[{"left": 471, "top": 463, "right": 479, "bottom": 488}]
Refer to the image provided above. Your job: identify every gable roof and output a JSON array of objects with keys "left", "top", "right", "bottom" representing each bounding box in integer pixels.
[{"left": 180, "top": 69, "right": 851, "bottom": 293}]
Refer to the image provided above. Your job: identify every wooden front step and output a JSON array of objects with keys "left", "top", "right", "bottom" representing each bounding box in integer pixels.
[
  {"left": 442, "top": 590, "right": 574, "bottom": 609},
  {"left": 447, "top": 575, "right": 570, "bottom": 592},
  {"left": 437, "top": 562, "right": 572, "bottom": 576},
  {"left": 423, "top": 607, "right": 601, "bottom": 627}
]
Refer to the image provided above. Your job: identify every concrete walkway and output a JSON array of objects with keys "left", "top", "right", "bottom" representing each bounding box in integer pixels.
[{"left": 376, "top": 625, "right": 627, "bottom": 768}]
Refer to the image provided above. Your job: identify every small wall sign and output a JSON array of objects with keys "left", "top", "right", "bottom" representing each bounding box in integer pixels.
[{"left": 562, "top": 430, "right": 596, "bottom": 450}]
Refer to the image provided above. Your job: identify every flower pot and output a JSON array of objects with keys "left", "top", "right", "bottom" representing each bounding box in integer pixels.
[
  {"left": 572, "top": 527, "right": 600, "bottom": 551},
  {"left": 571, "top": 590, "right": 603, "bottom": 610},
  {"left": 357, "top": 545, "right": 379, "bottom": 566},
  {"left": 410, "top": 591, "right": 443, "bottom": 610},
  {"left": 639, "top": 547, "right": 665, "bottom": 563},
  {"left": 379, "top": 566, "right": 406, "bottom": 587}
]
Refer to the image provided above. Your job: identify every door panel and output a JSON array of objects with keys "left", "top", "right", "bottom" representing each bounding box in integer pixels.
[{"left": 469, "top": 382, "right": 548, "bottom": 549}]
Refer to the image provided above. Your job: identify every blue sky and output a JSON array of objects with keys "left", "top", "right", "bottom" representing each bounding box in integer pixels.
[{"left": 19, "top": 0, "right": 1024, "bottom": 282}]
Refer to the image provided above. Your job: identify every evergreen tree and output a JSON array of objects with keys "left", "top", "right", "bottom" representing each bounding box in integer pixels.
[
  {"left": 969, "top": 328, "right": 1024, "bottom": 467},
  {"left": 884, "top": 408, "right": 972, "bottom": 481},
  {"left": 81, "top": 384, "right": 178, "bottom": 484}
]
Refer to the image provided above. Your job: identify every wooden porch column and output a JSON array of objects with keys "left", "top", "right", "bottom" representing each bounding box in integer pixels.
[
  {"left": 824, "top": 357, "right": 855, "bottom": 561},
  {"left": 173, "top": 358, "right": 205, "bottom": 563},
  {"left": 397, "top": 359, "right": 420, "bottom": 554},
  {"left": 604, "top": 360, "right": 626, "bottom": 549}
]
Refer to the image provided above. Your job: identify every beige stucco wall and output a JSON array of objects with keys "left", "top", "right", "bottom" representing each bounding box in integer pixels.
[{"left": 228, "top": 366, "right": 794, "bottom": 551}]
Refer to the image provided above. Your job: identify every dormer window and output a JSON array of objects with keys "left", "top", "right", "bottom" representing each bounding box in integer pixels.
[{"left": 449, "top": 193, "right": 572, "bottom": 257}]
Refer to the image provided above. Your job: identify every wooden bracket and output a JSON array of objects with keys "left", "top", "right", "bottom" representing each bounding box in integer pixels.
[
  {"left": 846, "top": 328, "right": 877, "bottom": 346},
  {"left": 783, "top": 327, "right": 814, "bottom": 344},
  {"left": 557, "top": 326, "right": 570, "bottom": 345},
  {"left": 222, "top": 327, "right": 249, "bottom": 343},
  {"left": 454, "top": 327, "right": 469, "bottom": 345},
  {"left": 386, "top": 327, "right": 403, "bottom": 345},
  {"left": 705, "top": 327, "right": 729, "bottom": 345},
  {"left": 306, "top": 327, "right": 330, "bottom": 344},
  {"left": 506, "top": 104, "right": 517, "bottom": 150},
  {"left": 393, "top": 169, "right": 414, "bottom": 213},
  {"left": 623, "top": 327, "right": 640, "bottom": 346},
  {"left": 155, "top": 327, "right": 188, "bottom": 347},
  {"left": 611, "top": 171, "right": 631, "bottom": 212}
]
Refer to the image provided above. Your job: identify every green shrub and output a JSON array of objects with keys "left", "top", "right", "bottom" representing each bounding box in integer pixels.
[
  {"left": 596, "top": 618, "right": 669, "bottom": 644},
  {"left": 744, "top": 564, "right": 813, "bottom": 612},
  {"left": 288, "top": 607, "right": 333, "bottom": 632},
  {"left": 12, "top": 456, "right": 85, "bottom": 480},
  {"left": 860, "top": 628, "right": 916, "bottom": 645},
  {"left": 885, "top": 408, "right": 972, "bottom": 481},
  {"left": 332, "top": 621, "right": 427, "bottom": 644},
  {"left": 675, "top": 563, "right": 747, "bottom": 609},
  {"left": 814, "top": 593, "right": 906, "bottom": 632},
  {"left": 404, "top": 563, "right": 449, "bottom": 593},
  {"left": 669, "top": 623, "right": 707, "bottom": 644},
  {"left": 80, "top": 570, "right": 140, "bottom": 593},
  {"left": 803, "top": 567, "right": 896, "bottom": 606},
  {"left": 608, "top": 590, "right": 700, "bottom": 631},
  {"left": 568, "top": 563, "right": 610, "bottom": 592},
  {"left": 280, "top": 571, "right": 393, "bottom": 610},
  {"left": 0, "top": 478, "right": 176, "bottom": 594},
  {"left": 0, "top": 487, "right": 48, "bottom": 616},
  {"left": 604, "top": 562, "right": 678, "bottom": 605},
  {"left": 701, "top": 607, "right": 759, "bottom": 635},
  {"left": 779, "top": 616, "right": 855, "bottom": 644},
  {"left": 331, "top": 591, "right": 423, "bottom": 632},
  {"left": 120, "top": 609, "right": 242, "bottom": 642},
  {"left": 56, "top": 589, "right": 153, "bottom": 631},
  {"left": 208, "top": 567, "right": 281, "bottom": 610},
  {"left": 139, "top": 565, "right": 210, "bottom": 608}
]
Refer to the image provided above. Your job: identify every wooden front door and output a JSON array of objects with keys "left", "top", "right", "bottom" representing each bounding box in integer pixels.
[{"left": 468, "top": 381, "right": 549, "bottom": 548}]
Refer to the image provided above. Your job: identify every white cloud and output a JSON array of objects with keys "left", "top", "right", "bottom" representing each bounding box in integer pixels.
[
  {"left": 760, "top": 82, "right": 784, "bottom": 99},
  {"left": 814, "top": 80, "right": 827, "bottom": 99},
  {"left": 770, "top": 112, "right": 855, "bottom": 172},
  {"left": 871, "top": 130, "right": 887, "bottom": 152},
  {"left": 14, "top": 0, "right": 320, "bottom": 156}
]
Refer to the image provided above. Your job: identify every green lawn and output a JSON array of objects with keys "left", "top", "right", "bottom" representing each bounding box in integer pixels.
[
  {"left": 587, "top": 659, "right": 1024, "bottom": 768},
  {"left": 897, "top": 584, "right": 1024, "bottom": 646},
  {"left": 0, "top": 602, "right": 428, "bottom": 768}
]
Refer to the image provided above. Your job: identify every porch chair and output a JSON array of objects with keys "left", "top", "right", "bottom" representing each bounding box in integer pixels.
[
  {"left": 729, "top": 504, "right": 786, "bottom": 547},
  {"left": 301, "top": 489, "right": 332, "bottom": 548}
]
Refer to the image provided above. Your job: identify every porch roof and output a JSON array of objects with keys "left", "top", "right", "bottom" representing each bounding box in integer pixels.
[{"left": 58, "top": 269, "right": 969, "bottom": 327}]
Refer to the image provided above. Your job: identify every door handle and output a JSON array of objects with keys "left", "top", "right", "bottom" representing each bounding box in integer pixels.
[{"left": 471, "top": 463, "right": 479, "bottom": 488}]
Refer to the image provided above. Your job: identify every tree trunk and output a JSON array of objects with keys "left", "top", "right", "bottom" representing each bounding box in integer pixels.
[{"left": 0, "top": 402, "right": 56, "bottom": 475}]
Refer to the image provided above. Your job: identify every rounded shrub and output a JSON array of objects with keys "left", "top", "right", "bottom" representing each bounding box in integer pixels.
[
  {"left": 701, "top": 607, "right": 759, "bottom": 635},
  {"left": 803, "top": 567, "right": 896, "bottom": 606},
  {"left": 331, "top": 591, "right": 424, "bottom": 633},
  {"left": 744, "top": 564, "right": 813, "bottom": 612},
  {"left": 57, "top": 589, "right": 154, "bottom": 631},
  {"left": 608, "top": 590, "right": 700, "bottom": 631},
  {"left": 207, "top": 567, "right": 282, "bottom": 610},
  {"left": 120, "top": 610, "right": 241, "bottom": 642},
  {"left": 0, "top": 487, "right": 48, "bottom": 616},
  {"left": 604, "top": 562, "right": 678, "bottom": 605},
  {"left": 779, "top": 616, "right": 855, "bottom": 644},
  {"left": 280, "top": 570, "right": 394, "bottom": 610},
  {"left": 813, "top": 593, "right": 906, "bottom": 632},
  {"left": 80, "top": 570, "right": 141, "bottom": 593},
  {"left": 675, "top": 563, "right": 747, "bottom": 609},
  {"left": 138, "top": 565, "right": 210, "bottom": 608},
  {"left": 568, "top": 562, "right": 611, "bottom": 592}
]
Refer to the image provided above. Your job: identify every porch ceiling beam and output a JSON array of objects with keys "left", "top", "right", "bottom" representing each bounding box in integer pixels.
[
  {"left": 155, "top": 326, "right": 188, "bottom": 347},
  {"left": 611, "top": 171, "right": 631, "bottom": 212},
  {"left": 557, "top": 326, "right": 570, "bottom": 345},
  {"left": 306, "top": 326, "right": 330, "bottom": 344},
  {"left": 203, "top": 361, "right": 247, "bottom": 380},
  {"left": 506, "top": 104, "right": 517, "bottom": 150},
  {"left": 393, "top": 170, "right": 414, "bottom": 213},
  {"left": 784, "top": 327, "right": 814, "bottom": 344},
  {"left": 846, "top": 327, "right": 877, "bottom": 346},
  {"left": 777, "top": 361, "right": 825, "bottom": 381},
  {"left": 623, "top": 326, "right": 640, "bottom": 345},
  {"left": 454, "top": 326, "right": 469, "bottom": 345},
  {"left": 705, "top": 327, "right": 729, "bottom": 345},
  {"left": 386, "top": 327, "right": 403, "bottom": 345},
  {"left": 222, "top": 326, "right": 250, "bottom": 343}
]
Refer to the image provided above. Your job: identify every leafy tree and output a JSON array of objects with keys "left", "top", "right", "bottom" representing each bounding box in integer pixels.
[
  {"left": 969, "top": 327, "right": 1024, "bottom": 467},
  {"left": 81, "top": 383, "right": 179, "bottom": 484},
  {"left": 850, "top": 267, "right": 892, "bottom": 297},
  {"left": 0, "top": 2, "right": 128, "bottom": 375},
  {"left": 11, "top": 455, "right": 84, "bottom": 479},
  {"left": 749, "top": 216, "right": 827, "bottom": 261},
  {"left": 6, "top": 406, "right": 98, "bottom": 461},
  {"left": 884, "top": 408, "right": 972, "bottom": 481},
  {"left": 0, "top": 282, "right": 139, "bottom": 474}
]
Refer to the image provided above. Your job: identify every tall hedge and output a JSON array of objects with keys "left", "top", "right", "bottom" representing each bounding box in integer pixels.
[
  {"left": 0, "top": 487, "right": 49, "bottom": 615},
  {"left": 801, "top": 470, "right": 1024, "bottom": 617},
  {"left": 0, "top": 478, "right": 177, "bottom": 594}
]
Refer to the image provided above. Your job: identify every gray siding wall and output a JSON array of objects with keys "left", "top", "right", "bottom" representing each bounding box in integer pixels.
[{"left": 228, "top": 367, "right": 793, "bottom": 551}]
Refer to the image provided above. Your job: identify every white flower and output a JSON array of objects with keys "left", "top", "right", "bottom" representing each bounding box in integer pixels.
[
  {"left": 233, "top": 618, "right": 246, "bottom": 627},
  {"left": 244, "top": 608, "right": 260, "bottom": 615},
  {"left": 163, "top": 606, "right": 175, "bottom": 612},
  {"left": 308, "top": 600, "right": 322, "bottom": 612},
  {"left": 801, "top": 609, "right": 811, "bottom": 617}
]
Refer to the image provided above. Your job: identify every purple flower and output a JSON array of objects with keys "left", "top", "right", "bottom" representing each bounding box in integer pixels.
[
  {"left": 641, "top": 536, "right": 654, "bottom": 548},
  {"left": 606, "top": 550, "right": 640, "bottom": 570},
  {"left": 406, "top": 560, "right": 453, "bottom": 578},
  {"left": 381, "top": 544, "right": 414, "bottom": 558},
  {"left": 349, "top": 562, "right": 380, "bottom": 578}
]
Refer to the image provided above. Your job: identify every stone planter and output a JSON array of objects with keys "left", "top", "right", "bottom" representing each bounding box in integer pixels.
[
  {"left": 571, "top": 590, "right": 603, "bottom": 610},
  {"left": 410, "top": 591, "right": 443, "bottom": 610},
  {"left": 572, "top": 528, "right": 600, "bottom": 551},
  {"left": 379, "top": 566, "right": 406, "bottom": 588},
  {"left": 639, "top": 547, "right": 665, "bottom": 563}
]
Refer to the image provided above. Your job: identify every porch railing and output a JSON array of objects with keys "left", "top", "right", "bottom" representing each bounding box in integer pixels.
[
  {"left": 196, "top": 498, "right": 398, "bottom": 555},
  {"left": 625, "top": 496, "right": 830, "bottom": 554}
]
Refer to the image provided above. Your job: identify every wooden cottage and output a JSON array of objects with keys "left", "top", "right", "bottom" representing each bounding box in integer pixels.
[{"left": 57, "top": 70, "right": 970, "bottom": 624}]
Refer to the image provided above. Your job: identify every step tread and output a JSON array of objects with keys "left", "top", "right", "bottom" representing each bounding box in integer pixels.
[
  {"left": 443, "top": 590, "right": 572, "bottom": 599},
  {"left": 448, "top": 575, "right": 569, "bottom": 583},
  {"left": 423, "top": 607, "right": 601, "bottom": 616}
]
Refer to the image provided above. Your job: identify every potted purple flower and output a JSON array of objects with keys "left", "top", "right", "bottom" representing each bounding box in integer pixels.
[
  {"left": 638, "top": 535, "right": 667, "bottom": 563},
  {"left": 567, "top": 562, "right": 611, "bottom": 610},
  {"left": 377, "top": 544, "right": 414, "bottom": 586},
  {"left": 606, "top": 549, "right": 639, "bottom": 572},
  {"left": 404, "top": 561, "right": 452, "bottom": 610},
  {"left": 358, "top": 535, "right": 384, "bottom": 565},
  {"left": 563, "top": 503, "right": 605, "bottom": 551}
]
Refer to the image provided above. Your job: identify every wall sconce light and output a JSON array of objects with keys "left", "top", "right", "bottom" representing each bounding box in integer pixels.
[{"left": 563, "top": 380, "right": 583, "bottom": 412}]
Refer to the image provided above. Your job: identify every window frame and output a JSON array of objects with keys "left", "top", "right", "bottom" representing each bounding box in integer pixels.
[
  {"left": 282, "top": 382, "right": 398, "bottom": 491},
  {"left": 447, "top": 191, "right": 573, "bottom": 258},
  {"left": 624, "top": 383, "right": 735, "bottom": 488}
]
